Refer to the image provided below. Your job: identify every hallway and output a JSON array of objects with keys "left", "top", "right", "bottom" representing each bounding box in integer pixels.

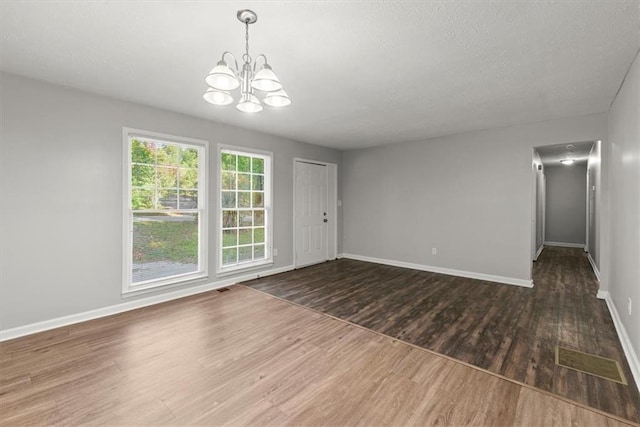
[{"left": 246, "top": 246, "right": 640, "bottom": 422}]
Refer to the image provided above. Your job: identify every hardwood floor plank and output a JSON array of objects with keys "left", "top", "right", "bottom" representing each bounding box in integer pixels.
[
  {"left": 515, "top": 387, "right": 630, "bottom": 427},
  {"left": 0, "top": 397, "right": 61, "bottom": 425},
  {"left": 407, "top": 368, "right": 520, "bottom": 426},
  {"left": 0, "top": 373, "right": 31, "bottom": 396}
]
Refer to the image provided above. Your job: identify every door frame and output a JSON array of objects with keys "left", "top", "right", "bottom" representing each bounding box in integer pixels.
[
  {"left": 531, "top": 149, "right": 538, "bottom": 264},
  {"left": 585, "top": 168, "right": 590, "bottom": 253},
  {"left": 293, "top": 158, "right": 338, "bottom": 268}
]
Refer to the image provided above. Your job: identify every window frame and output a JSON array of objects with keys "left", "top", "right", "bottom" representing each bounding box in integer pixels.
[
  {"left": 217, "top": 144, "right": 273, "bottom": 276},
  {"left": 122, "top": 127, "right": 209, "bottom": 295}
]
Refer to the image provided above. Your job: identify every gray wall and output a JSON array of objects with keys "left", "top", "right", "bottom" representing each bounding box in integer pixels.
[
  {"left": 544, "top": 163, "right": 587, "bottom": 245},
  {"left": 342, "top": 114, "right": 608, "bottom": 282},
  {"left": 0, "top": 72, "right": 342, "bottom": 331},
  {"left": 608, "top": 51, "right": 640, "bottom": 364},
  {"left": 587, "top": 140, "right": 601, "bottom": 268}
]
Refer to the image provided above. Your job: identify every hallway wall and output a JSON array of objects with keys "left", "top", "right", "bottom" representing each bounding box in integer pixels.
[
  {"left": 607, "top": 50, "right": 640, "bottom": 377},
  {"left": 544, "top": 163, "right": 587, "bottom": 245}
]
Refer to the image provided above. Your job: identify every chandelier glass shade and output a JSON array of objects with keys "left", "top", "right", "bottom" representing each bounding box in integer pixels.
[
  {"left": 203, "top": 88, "right": 234, "bottom": 105},
  {"left": 263, "top": 89, "right": 292, "bottom": 107},
  {"left": 203, "top": 10, "right": 290, "bottom": 113},
  {"left": 205, "top": 61, "right": 240, "bottom": 91}
]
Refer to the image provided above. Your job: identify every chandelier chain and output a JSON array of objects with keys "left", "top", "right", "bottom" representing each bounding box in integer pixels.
[{"left": 243, "top": 20, "right": 251, "bottom": 64}]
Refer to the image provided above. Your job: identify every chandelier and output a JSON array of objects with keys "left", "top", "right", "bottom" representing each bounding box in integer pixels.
[{"left": 203, "top": 9, "right": 291, "bottom": 113}]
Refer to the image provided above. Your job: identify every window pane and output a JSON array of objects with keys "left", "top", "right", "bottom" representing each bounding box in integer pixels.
[
  {"left": 180, "top": 147, "right": 199, "bottom": 167},
  {"left": 252, "top": 192, "right": 264, "bottom": 208},
  {"left": 221, "top": 153, "right": 236, "bottom": 171},
  {"left": 179, "top": 190, "right": 198, "bottom": 209},
  {"left": 252, "top": 157, "right": 264, "bottom": 174},
  {"left": 158, "top": 189, "right": 178, "bottom": 209},
  {"left": 238, "top": 228, "right": 252, "bottom": 245},
  {"left": 254, "top": 227, "right": 265, "bottom": 244},
  {"left": 253, "top": 210, "right": 264, "bottom": 226},
  {"left": 238, "top": 246, "right": 252, "bottom": 262},
  {"left": 239, "top": 210, "right": 253, "bottom": 227},
  {"left": 219, "top": 150, "right": 269, "bottom": 271},
  {"left": 222, "top": 191, "right": 236, "bottom": 208},
  {"left": 127, "top": 135, "right": 205, "bottom": 292},
  {"left": 238, "top": 192, "right": 251, "bottom": 208},
  {"left": 132, "top": 188, "right": 154, "bottom": 210},
  {"left": 156, "top": 143, "right": 181, "bottom": 166},
  {"left": 222, "top": 229, "right": 237, "bottom": 247},
  {"left": 222, "top": 248, "right": 237, "bottom": 266},
  {"left": 238, "top": 155, "right": 251, "bottom": 172},
  {"left": 221, "top": 171, "right": 235, "bottom": 190},
  {"left": 179, "top": 168, "right": 198, "bottom": 190},
  {"left": 131, "top": 139, "right": 155, "bottom": 164},
  {"left": 132, "top": 212, "right": 198, "bottom": 283},
  {"left": 132, "top": 164, "right": 155, "bottom": 187},
  {"left": 237, "top": 173, "right": 251, "bottom": 190},
  {"left": 252, "top": 175, "right": 264, "bottom": 191},
  {"left": 222, "top": 210, "right": 237, "bottom": 228},
  {"left": 158, "top": 166, "right": 178, "bottom": 188}
]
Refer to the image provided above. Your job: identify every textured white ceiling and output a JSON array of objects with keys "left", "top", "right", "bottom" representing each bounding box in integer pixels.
[
  {"left": 536, "top": 141, "right": 595, "bottom": 165},
  {"left": 1, "top": 2, "right": 639, "bottom": 150}
]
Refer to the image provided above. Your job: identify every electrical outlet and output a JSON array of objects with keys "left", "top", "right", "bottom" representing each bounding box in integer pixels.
[
  {"left": 628, "top": 297, "right": 632, "bottom": 316},
  {"left": 273, "top": 248, "right": 278, "bottom": 257},
  {"left": 432, "top": 248, "right": 437, "bottom": 255}
]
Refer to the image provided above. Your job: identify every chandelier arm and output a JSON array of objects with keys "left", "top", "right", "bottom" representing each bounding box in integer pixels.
[
  {"left": 253, "top": 54, "right": 269, "bottom": 72},
  {"left": 221, "top": 51, "right": 240, "bottom": 73}
]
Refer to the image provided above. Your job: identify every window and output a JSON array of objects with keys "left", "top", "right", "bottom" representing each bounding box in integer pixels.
[
  {"left": 123, "top": 129, "right": 207, "bottom": 293},
  {"left": 219, "top": 146, "right": 272, "bottom": 273}
]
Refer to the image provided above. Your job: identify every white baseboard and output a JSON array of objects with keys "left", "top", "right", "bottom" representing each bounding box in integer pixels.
[
  {"left": 341, "top": 253, "right": 533, "bottom": 288},
  {"left": 0, "top": 264, "right": 294, "bottom": 342},
  {"left": 336, "top": 253, "right": 345, "bottom": 259},
  {"left": 597, "top": 291, "right": 640, "bottom": 394},
  {"left": 535, "top": 245, "right": 544, "bottom": 261},
  {"left": 544, "top": 241, "right": 585, "bottom": 248},
  {"left": 587, "top": 253, "right": 601, "bottom": 282}
]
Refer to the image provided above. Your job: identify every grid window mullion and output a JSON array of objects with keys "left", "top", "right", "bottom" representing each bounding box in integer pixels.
[{"left": 220, "top": 151, "right": 268, "bottom": 268}]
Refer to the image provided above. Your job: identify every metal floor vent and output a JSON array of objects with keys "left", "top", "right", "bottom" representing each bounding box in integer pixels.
[
  {"left": 217, "top": 287, "right": 231, "bottom": 293},
  {"left": 555, "top": 346, "right": 627, "bottom": 385}
]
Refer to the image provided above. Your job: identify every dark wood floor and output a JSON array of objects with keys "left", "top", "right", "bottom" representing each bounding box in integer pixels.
[{"left": 246, "top": 246, "right": 640, "bottom": 423}]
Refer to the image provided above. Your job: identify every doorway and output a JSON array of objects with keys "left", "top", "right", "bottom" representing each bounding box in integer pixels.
[
  {"left": 531, "top": 140, "right": 597, "bottom": 277},
  {"left": 293, "top": 159, "right": 337, "bottom": 268}
]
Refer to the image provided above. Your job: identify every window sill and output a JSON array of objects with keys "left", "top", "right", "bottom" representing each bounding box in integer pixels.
[
  {"left": 217, "top": 260, "right": 274, "bottom": 278},
  {"left": 122, "top": 272, "right": 208, "bottom": 298}
]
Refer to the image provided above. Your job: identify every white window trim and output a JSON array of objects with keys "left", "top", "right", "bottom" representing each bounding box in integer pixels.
[
  {"left": 122, "top": 127, "right": 209, "bottom": 296},
  {"left": 217, "top": 144, "right": 273, "bottom": 276}
]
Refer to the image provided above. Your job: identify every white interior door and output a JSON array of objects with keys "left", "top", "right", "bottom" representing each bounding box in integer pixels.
[{"left": 295, "top": 161, "right": 328, "bottom": 267}]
